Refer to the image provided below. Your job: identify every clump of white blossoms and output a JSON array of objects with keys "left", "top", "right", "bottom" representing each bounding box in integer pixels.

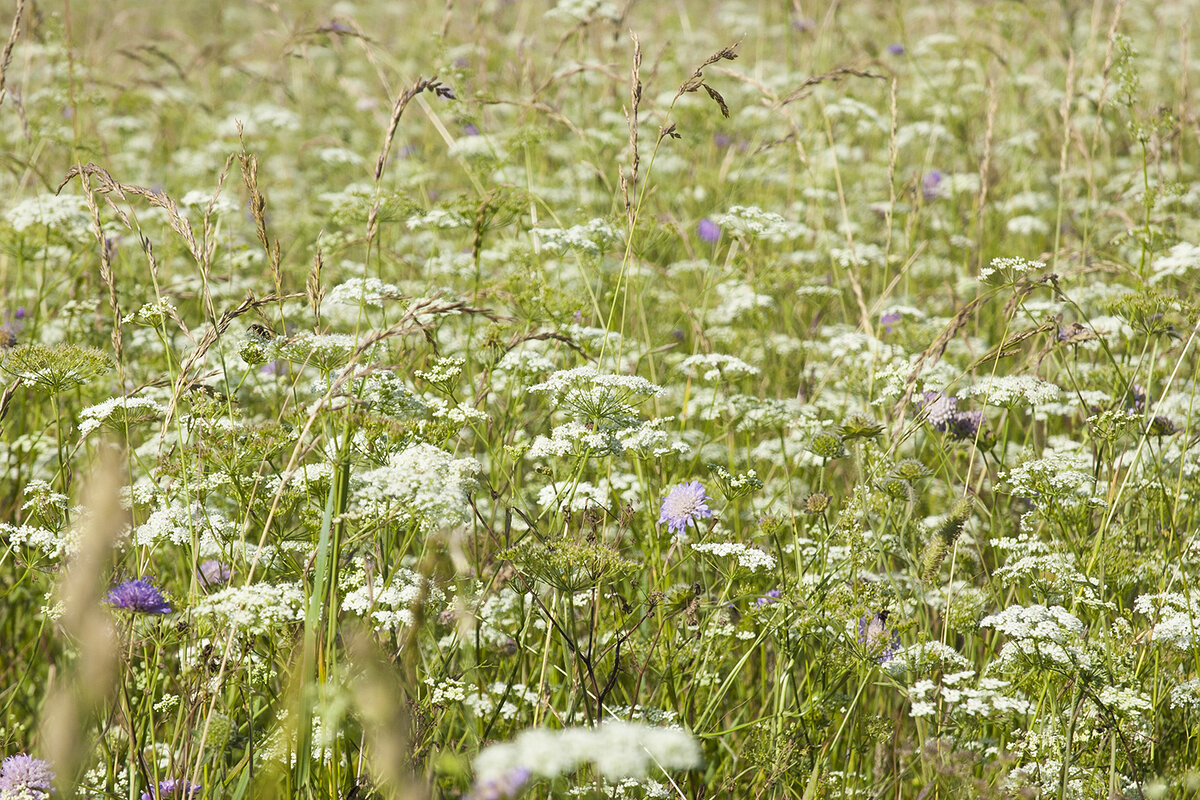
[
  {"left": 534, "top": 218, "right": 620, "bottom": 256},
  {"left": 191, "top": 582, "right": 305, "bottom": 638},
  {"left": 907, "top": 670, "right": 1032, "bottom": 719},
  {"left": 274, "top": 332, "right": 361, "bottom": 374},
  {"left": 528, "top": 366, "right": 661, "bottom": 418},
  {"left": 324, "top": 276, "right": 402, "bottom": 307},
  {"left": 712, "top": 205, "right": 808, "bottom": 243},
  {"left": 526, "top": 366, "right": 685, "bottom": 459},
  {"left": 960, "top": 375, "right": 1061, "bottom": 407},
  {"left": 120, "top": 297, "right": 177, "bottom": 327},
  {"left": 978, "top": 604, "right": 1093, "bottom": 672},
  {"left": 351, "top": 442, "right": 480, "bottom": 534},
  {"left": 678, "top": 353, "right": 760, "bottom": 383},
  {"left": 78, "top": 396, "right": 166, "bottom": 438},
  {"left": 1133, "top": 593, "right": 1200, "bottom": 650},
  {"left": 977, "top": 256, "right": 1045, "bottom": 282},
  {"left": 471, "top": 720, "right": 700, "bottom": 785},
  {"left": 691, "top": 542, "right": 776, "bottom": 573},
  {"left": 998, "top": 449, "right": 1105, "bottom": 529},
  {"left": 341, "top": 564, "right": 444, "bottom": 633}
]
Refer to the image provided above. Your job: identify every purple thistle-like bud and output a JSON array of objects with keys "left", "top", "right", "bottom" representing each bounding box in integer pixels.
[
  {"left": 697, "top": 218, "right": 721, "bottom": 244},
  {"left": 0, "top": 753, "right": 56, "bottom": 798},
  {"left": 106, "top": 578, "right": 172, "bottom": 615},
  {"left": 140, "top": 778, "right": 201, "bottom": 800},
  {"left": 658, "top": 481, "right": 715, "bottom": 537}
]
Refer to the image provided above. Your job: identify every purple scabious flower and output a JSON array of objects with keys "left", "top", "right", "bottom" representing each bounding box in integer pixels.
[
  {"left": 658, "top": 481, "right": 714, "bottom": 537},
  {"left": 944, "top": 410, "right": 984, "bottom": 440},
  {"left": 918, "top": 391, "right": 957, "bottom": 429},
  {"left": 467, "top": 767, "right": 530, "bottom": 800},
  {"left": 0, "top": 753, "right": 55, "bottom": 798},
  {"left": 197, "top": 560, "right": 232, "bottom": 588},
  {"left": 697, "top": 218, "right": 721, "bottom": 244},
  {"left": 886, "top": 43, "right": 906, "bottom": 55},
  {"left": 858, "top": 611, "right": 900, "bottom": 663},
  {"left": 880, "top": 310, "right": 902, "bottom": 333},
  {"left": 754, "top": 589, "right": 782, "bottom": 608},
  {"left": 921, "top": 170, "right": 943, "bottom": 201},
  {"left": 140, "top": 778, "right": 201, "bottom": 800},
  {"left": 106, "top": 578, "right": 172, "bottom": 614}
]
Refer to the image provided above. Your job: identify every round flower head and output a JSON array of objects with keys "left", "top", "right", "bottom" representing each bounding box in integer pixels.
[
  {"left": 697, "top": 218, "right": 721, "bottom": 244},
  {"left": 196, "top": 560, "right": 232, "bottom": 588},
  {"left": 0, "top": 753, "right": 55, "bottom": 798},
  {"left": 106, "top": 578, "right": 172, "bottom": 614},
  {"left": 140, "top": 778, "right": 201, "bottom": 800},
  {"left": 658, "top": 481, "right": 714, "bottom": 537}
]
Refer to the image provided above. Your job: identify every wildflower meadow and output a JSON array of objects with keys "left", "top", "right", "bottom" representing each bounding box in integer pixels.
[{"left": 2, "top": 0, "right": 1200, "bottom": 797}]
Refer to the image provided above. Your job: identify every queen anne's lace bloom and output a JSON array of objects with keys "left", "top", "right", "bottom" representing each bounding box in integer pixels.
[
  {"left": 691, "top": 542, "right": 776, "bottom": 572},
  {"left": 352, "top": 443, "right": 480, "bottom": 533},
  {"left": 471, "top": 720, "right": 700, "bottom": 785}
]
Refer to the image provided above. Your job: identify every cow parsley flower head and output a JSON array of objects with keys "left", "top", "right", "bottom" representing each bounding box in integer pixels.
[
  {"left": 471, "top": 720, "right": 700, "bottom": 786},
  {"left": 139, "top": 778, "right": 200, "bottom": 799},
  {"left": 106, "top": 579, "right": 172, "bottom": 614},
  {"left": 658, "top": 481, "right": 714, "bottom": 536},
  {"left": 0, "top": 754, "right": 55, "bottom": 798}
]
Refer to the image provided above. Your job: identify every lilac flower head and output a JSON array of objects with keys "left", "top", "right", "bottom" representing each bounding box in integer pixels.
[
  {"left": 658, "top": 481, "right": 714, "bottom": 537},
  {"left": 697, "top": 218, "right": 721, "bottom": 244},
  {"left": 880, "top": 310, "right": 902, "bottom": 334},
  {"left": 921, "top": 170, "right": 943, "bottom": 201},
  {"left": 463, "top": 123, "right": 481, "bottom": 136},
  {"left": 467, "top": 767, "right": 530, "bottom": 800},
  {"left": 197, "top": 560, "right": 232, "bottom": 588},
  {"left": 858, "top": 611, "right": 900, "bottom": 663},
  {"left": 140, "top": 778, "right": 201, "bottom": 800},
  {"left": 754, "top": 589, "right": 782, "bottom": 608},
  {"left": 886, "top": 43, "right": 906, "bottom": 55},
  {"left": 106, "top": 578, "right": 172, "bottom": 614},
  {"left": 944, "top": 410, "right": 983, "bottom": 440},
  {"left": 0, "top": 754, "right": 55, "bottom": 798},
  {"left": 918, "top": 391, "right": 957, "bottom": 428}
]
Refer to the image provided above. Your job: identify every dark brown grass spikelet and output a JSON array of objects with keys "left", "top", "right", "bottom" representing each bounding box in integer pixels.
[
  {"left": 673, "top": 39, "right": 740, "bottom": 116},
  {"left": 619, "top": 32, "right": 642, "bottom": 229},
  {"left": 368, "top": 76, "right": 455, "bottom": 246}
]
